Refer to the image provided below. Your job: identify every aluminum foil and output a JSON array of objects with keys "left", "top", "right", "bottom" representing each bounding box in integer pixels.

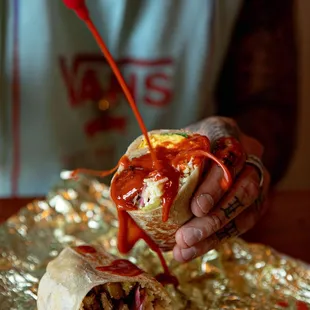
[{"left": 0, "top": 174, "right": 310, "bottom": 310}]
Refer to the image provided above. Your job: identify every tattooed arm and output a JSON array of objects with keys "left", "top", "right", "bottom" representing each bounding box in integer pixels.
[{"left": 215, "top": 0, "right": 297, "bottom": 186}]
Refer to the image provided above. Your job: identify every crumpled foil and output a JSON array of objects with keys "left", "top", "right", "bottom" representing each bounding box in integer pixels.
[{"left": 0, "top": 174, "right": 310, "bottom": 310}]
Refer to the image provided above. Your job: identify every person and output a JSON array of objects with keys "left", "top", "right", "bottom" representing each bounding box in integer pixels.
[{"left": 0, "top": 0, "right": 297, "bottom": 262}]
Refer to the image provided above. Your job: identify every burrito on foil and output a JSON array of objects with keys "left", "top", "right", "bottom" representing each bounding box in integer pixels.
[
  {"left": 37, "top": 245, "right": 172, "bottom": 310},
  {"left": 110, "top": 130, "right": 231, "bottom": 252}
]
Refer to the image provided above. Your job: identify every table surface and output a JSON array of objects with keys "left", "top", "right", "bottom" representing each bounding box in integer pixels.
[{"left": 1, "top": 190, "right": 310, "bottom": 263}]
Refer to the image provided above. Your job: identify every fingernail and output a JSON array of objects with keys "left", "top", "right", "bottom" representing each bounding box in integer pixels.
[
  {"left": 180, "top": 247, "right": 196, "bottom": 261},
  {"left": 183, "top": 228, "right": 203, "bottom": 247},
  {"left": 196, "top": 194, "right": 214, "bottom": 214}
]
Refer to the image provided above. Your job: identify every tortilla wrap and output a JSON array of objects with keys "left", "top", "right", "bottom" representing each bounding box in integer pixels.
[
  {"left": 111, "top": 129, "right": 204, "bottom": 251},
  {"left": 37, "top": 245, "right": 172, "bottom": 310}
]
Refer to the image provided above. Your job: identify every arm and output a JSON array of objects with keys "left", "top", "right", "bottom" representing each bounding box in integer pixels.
[
  {"left": 174, "top": 0, "right": 297, "bottom": 262},
  {"left": 216, "top": 0, "right": 298, "bottom": 186}
]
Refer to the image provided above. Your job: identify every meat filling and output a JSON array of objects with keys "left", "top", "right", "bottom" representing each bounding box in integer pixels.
[{"left": 80, "top": 282, "right": 166, "bottom": 310}]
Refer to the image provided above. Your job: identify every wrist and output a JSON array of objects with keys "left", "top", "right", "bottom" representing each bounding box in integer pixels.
[{"left": 185, "top": 116, "right": 241, "bottom": 143}]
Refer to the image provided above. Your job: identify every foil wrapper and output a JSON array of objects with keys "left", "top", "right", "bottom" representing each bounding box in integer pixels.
[{"left": 0, "top": 174, "right": 310, "bottom": 310}]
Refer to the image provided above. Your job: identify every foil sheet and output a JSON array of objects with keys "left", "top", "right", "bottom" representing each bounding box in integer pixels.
[{"left": 0, "top": 174, "right": 310, "bottom": 310}]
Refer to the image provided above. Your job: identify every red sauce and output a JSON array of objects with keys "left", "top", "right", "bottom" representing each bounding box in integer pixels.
[
  {"left": 112, "top": 154, "right": 180, "bottom": 219},
  {"left": 96, "top": 259, "right": 143, "bottom": 277},
  {"left": 111, "top": 134, "right": 212, "bottom": 221},
  {"left": 63, "top": 0, "right": 172, "bottom": 283},
  {"left": 70, "top": 134, "right": 231, "bottom": 285},
  {"left": 62, "top": 0, "right": 159, "bottom": 168},
  {"left": 63, "top": 1, "right": 232, "bottom": 287},
  {"left": 278, "top": 301, "right": 309, "bottom": 310},
  {"left": 75, "top": 245, "right": 97, "bottom": 254},
  {"left": 155, "top": 273, "right": 179, "bottom": 287},
  {"left": 117, "top": 210, "right": 171, "bottom": 273},
  {"left": 110, "top": 134, "right": 231, "bottom": 286},
  {"left": 212, "top": 137, "right": 245, "bottom": 177},
  {"left": 62, "top": 0, "right": 89, "bottom": 20}
]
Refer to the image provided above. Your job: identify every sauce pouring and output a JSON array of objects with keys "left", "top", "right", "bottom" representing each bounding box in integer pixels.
[{"left": 63, "top": 0, "right": 232, "bottom": 287}]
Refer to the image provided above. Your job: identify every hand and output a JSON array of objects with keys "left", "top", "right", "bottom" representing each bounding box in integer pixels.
[{"left": 173, "top": 117, "right": 271, "bottom": 262}]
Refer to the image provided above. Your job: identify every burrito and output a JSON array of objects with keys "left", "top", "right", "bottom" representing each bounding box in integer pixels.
[
  {"left": 37, "top": 245, "right": 172, "bottom": 310},
  {"left": 110, "top": 130, "right": 231, "bottom": 252}
]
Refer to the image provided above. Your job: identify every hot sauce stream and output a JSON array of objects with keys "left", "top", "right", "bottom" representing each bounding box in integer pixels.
[
  {"left": 63, "top": 0, "right": 232, "bottom": 286},
  {"left": 62, "top": 0, "right": 158, "bottom": 168}
]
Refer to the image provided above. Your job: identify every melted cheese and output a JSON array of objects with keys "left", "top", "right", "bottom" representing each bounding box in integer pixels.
[{"left": 137, "top": 133, "right": 187, "bottom": 149}]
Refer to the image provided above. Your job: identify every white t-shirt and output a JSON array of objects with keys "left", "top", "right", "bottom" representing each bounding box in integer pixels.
[{"left": 0, "top": 0, "right": 242, "bottom": 197}]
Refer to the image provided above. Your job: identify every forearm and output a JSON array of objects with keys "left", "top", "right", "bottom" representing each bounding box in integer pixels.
[
  {"left": 233, "top": 105, "right": 297, "bottom": 186},
  {"left": 215, "top": 0, "right": 297, "bottom": 186}
]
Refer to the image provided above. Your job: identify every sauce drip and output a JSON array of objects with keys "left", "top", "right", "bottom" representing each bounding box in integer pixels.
[
  {"left": 117, "top": 209, "right": 179, "bottom": 285},
  {"left": 96, "top": 259, "right": 143, "bottom": 277},
  {"left": 155, "top": 273, "right": 179, "bottom": 287},
  {"left": 75, "top": 245, "right": 97, "bottom": 254},
  {"left": 117, "top": 210, "right": 171, "bottom": 273},
  {"left": 62, "top": 0, "right": 159, "bottom": 168},
  {"left": 70, "top": 163, "right": 119, "bottom": 179}
]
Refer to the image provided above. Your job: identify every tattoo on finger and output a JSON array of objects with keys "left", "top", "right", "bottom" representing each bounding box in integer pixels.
[
  {"left": 221, "top": 196, "right": 244, "bottom": 219},
  {"left": 215, "top": 220, "right": 239, "bottom": 241}
]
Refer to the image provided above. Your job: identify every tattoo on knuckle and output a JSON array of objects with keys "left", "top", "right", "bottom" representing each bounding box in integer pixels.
[{"left": 215, "top": 220, "right": 240, "bottom": 242}]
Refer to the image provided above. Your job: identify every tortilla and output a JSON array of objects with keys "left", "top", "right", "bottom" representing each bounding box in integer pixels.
[{"left": 37, "top": 245, "right": 172, "bottom": 310}]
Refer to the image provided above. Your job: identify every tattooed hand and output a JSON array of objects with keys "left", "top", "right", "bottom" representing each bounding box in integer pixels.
[{"left": 173, "top": 117, "right": 271, "bottom": 262}]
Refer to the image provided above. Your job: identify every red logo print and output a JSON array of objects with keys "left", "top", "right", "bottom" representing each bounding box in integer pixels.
[
  {"left": 59, "top": 53, "right": 174, "bottom": 136},
  {"left": 59, "top": 54, "right": 174, "bottom": 107}
]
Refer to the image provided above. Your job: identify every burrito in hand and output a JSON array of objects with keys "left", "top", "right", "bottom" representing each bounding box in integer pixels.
[{"left": 110, "top": 130, "right": 231, "bottom": 252}]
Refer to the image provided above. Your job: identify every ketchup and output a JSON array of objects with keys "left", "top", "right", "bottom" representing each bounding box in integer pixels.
[
  {"left": 75, "top": 245, "right": 97, "bottom": 254},
  {"left": 155, "top": 273, "right": 179, "bottom": 287},
  {"left": 111, "top": 134, "right": 212, "bottom": 221},
  {"left": 96, "top": 259, "right": 143, "bottom": 277},
  {"left": 62, "top": 0, "right": 158, "bottom": 168},
  {"left": 62, "top": 0, "right": 89, "bottom": 20},
  {"left": 63, "top": 1, "right": 232, "bottom": 287},
  {"left": 111, "top": 134, "right": 231, "bottom": 287},
  {"left": 116, "top": 209, "right": 172, "bottom": 277}
]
